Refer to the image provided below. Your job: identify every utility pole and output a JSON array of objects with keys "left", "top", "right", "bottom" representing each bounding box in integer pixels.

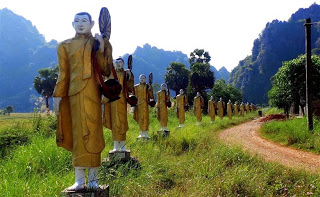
[{"left": 305, "top": 18, "right": 313, "bottom": 131}]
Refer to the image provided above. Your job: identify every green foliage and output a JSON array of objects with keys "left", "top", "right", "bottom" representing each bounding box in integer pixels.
[
  {"left": 2, "top": 111, "right": 320, "bottom": 196},
  {"left": 33, "top": 66, "right": 58, "bottom": 110},
  {"left": 261, "top": 117, "right": 320, "bottom": 153},
  {"left": 210, "top": 79, "right": 242, "bottom": 103},
  {"left": 189, "top": 49, "right": 211, "bottom": 64},
  {"left": 5, "top": 105, "right": 13, "bottom": 115},
  {"left": 164, "top": 62, "right": 190, "bottom": 95},
  {"left": 268, "top": 55, "right": 320, "bottom": 114},
  {"left": 189, "top": 62, "right": 214, "bottom": 94}
]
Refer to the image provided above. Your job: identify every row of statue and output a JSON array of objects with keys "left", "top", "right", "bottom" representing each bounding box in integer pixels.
[{"left": 52, "top": 9, "right": 256, "bottom": 193}]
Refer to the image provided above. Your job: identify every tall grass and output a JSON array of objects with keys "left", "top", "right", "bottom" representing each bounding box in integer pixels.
[
  {"left": 1, "top": 109, "right": 320, "bottom": 196},
  {"left": 261, "top": 117, "right": 320, "bottom": 153}
]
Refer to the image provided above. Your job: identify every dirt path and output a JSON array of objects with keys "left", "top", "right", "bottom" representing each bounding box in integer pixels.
[{"left": 219, "top": 118, "right": 320, "bottom": 173}]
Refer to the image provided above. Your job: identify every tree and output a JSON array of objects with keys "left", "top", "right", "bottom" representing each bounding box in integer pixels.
[
  {"left": 164, "top": 62, "right": 190, "bottom": 95},
  {"left": 210, "top": 79, "right": 242, "bottom": 103},
  {"left": 189, "top": 49, "right": 211, "bottom": 64},
  {"left": 33, "top": 66, "right": 58, "bottom": 111},
  {"left": 6, "top": 105, "right": 13, "bottom": 115},
  {"left": 189, "top": 62, "right": 214, "bottom": 94},
  {"left": 268, "top": 55, "right": 320, "bottom": 115}
]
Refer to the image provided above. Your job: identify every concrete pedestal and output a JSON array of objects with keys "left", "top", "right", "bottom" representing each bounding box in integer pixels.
[
  {"left": 157, "top": 130, "right": 170, "bottom": 137},
  {"left": 136, "top": 136, "right": 151, "bottom": 141},
  {"left": 61, "top": 185, "right": 109, "bottom": 197},
  {"left": 108, "top": 150, "right": 131, "bottom": 162}
]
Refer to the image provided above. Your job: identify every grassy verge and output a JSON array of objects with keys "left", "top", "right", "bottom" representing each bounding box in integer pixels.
[
  {"left": 1, "top": 109, "right": 320, "bottom": 196},
  {"left": 260, "top": 115, "right": 320, "bottom": 153}
]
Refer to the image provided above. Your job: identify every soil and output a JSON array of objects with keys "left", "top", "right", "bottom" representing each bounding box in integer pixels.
[{"left": 219, "top": 117, "right": 320, "bottom": 173}]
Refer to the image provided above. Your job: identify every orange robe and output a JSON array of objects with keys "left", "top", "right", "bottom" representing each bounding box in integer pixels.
[
  {"left": 176, "top": 94, "right": 187, "bottom": 124},
  {"left": 54, "top": 34, "right": 112, "bottom": 167}
]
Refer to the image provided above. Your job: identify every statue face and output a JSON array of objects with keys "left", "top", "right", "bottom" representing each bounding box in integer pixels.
[
  {"left": 114, "top": 59, "right": 124, "bottom": 70},
  {"left": 220, "top": 97, "right": 222, "bottom": 101},
  {"left": 72, "top": 14, "right": 94, "bottom": 34},
  {"left": 210, "top": 96, "right": 213, "bottom": 100},
  {"left": 197, "top": 92, "right": 201, "bottom": 97},
  {"left": 180, "top": 89, "right": 184, "bottom": 94},
  {"left": 139, "top": 75, "right": 146, "bottom": 83},
  {"left": 161, "top": 84, "right": 166, "bottom": 91}
]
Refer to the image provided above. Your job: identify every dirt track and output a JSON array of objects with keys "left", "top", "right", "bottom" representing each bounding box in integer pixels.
[{"left": 219, "top": 118, "right": 320, "bottom": 173}]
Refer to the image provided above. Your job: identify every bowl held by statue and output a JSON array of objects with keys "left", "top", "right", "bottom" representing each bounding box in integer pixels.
[
  {"left": 127, "top": 95, "right": 138, "bottom": 106},
  {"left": 149, "top": 99, "right": 156, "bottom": 107},
  {"left": 101, "top": 79, "right": 122, "bottom": 102}
]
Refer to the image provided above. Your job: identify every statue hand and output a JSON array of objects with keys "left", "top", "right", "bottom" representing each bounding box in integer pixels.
[
  {"left": 54, "top": 97, "right": 62, "bottom": 115},
  {"left": 94, "top": 33, "right": 104, "bottom": 53}
]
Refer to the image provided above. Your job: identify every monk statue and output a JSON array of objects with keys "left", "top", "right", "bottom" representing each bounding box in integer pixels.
[
  {"left": 250, "top": 103, "right": 254, "bottom": 112},
  {"left": 245, "top": 102, "right": 250, "bottom": 114},
  {"left": 176, "top": 89, "right": 187, "bottom": 128},
  {"left": 134, "top": 74, "right": 154, "bottom": 139},
  {"left": 234, "top": 101, "right": 239, "bottom": 116},
  {"left": 240, "top": 102, "right": 245, "bottom": 116},
  {"left": 53, "top": 12, "right": 113, "bottom": 191},
  {"left": 208, "top": 96, "right": 216, "bottom": 123},
  {"left": 217, "top": 97, "right": 224, "bottom": 120},
  {"left": 193, "top": 92, "right": 204, "bottom": 125},
  {"left": 227, "top": 99, "right": 233, "bottom": 120},
  {"left": 103, "top": 57, "right": 134, "bottom": 153},
  {"left": 156, "top": 83, "right": 170, "bottom": 131}
]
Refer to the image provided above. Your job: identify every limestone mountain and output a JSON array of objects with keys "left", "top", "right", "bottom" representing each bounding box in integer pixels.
[
  {"left": 229, "top": 3, "right": 320, "bottom": 104},
  {"left": 0, "top": 8, "right": 58, "bottom": 112}
]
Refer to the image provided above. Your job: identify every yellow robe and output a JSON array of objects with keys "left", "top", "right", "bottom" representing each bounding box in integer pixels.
[
  {"left": 134, "top": 83, "right": 153, "bottom": 131},
  {"left": 246, "top": 104, "right": 250, "bottom": 114},
  {"left": 194, "top": 96, "right": 202, "bottom": 122},
  {"left": 103, "top": 69, "right": 131, "bottom": 141},
  {"left": 156, "top": 90, "right": 169, "bottom": 127},
  {"left": 234, "top": 104, "right": 239, "bottom": 116},
  {"left": 217, "top": 101, "right": 224, "bottom": 120},
  {"left": 53, "top": 34, "right": 112, "bottom": 167},
  {"left": 240, "top": 104, "right": 245, "bottom": 116},
  {"left": 227, "top": 102, "right": 233, "bottom": 120},
  {"left": 176, "top": 94, "right": 186, "bottom": 124},
  {"left": 208, "top": 100, "right": 216, "bottom": 121}
]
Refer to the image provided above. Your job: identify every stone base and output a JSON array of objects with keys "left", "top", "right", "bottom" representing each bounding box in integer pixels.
[
  {"left": 61, "top": 185, "right": 109, "bottom": 197},
  {"left": 157, "top": 130, "right": 170, "bottom": 137},
  {"left": 108, "top": 150, "right": 131, "bottom": 162},
  {"left": 136, "top": 136, "right": 151, "bottom": 141}
]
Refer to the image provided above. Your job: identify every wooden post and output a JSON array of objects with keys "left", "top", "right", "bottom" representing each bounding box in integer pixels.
[{"left": 305, "top": 18, "right": 313, "bottom": 131}]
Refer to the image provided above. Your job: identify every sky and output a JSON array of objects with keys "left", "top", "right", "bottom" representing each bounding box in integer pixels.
[{"left": 1, "top": 0, "right": 319, "bottom": 71}]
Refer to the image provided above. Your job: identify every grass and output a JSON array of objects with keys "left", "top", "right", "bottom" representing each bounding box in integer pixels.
[
  {"left": 1, "top": 109, "right": 320, "bottom": 196},
  {"left": 260, "top": 115, "right": 320, "bottom": 153}
]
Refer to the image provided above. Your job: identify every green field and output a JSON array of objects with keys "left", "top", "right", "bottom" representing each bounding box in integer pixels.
[
  {"left": 260, "top": 116, "right": 320, "bottom": 153},
  {"left": 1, "top": 109, "right": 320, "bottom": 196}
]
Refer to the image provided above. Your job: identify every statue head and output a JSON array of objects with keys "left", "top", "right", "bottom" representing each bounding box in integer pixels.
[
  {"left": 114, "top": 58, "right": 124, "bottom": 70},
  {"left": 220, "top": 97, "right": 223, "bottom": 102},
  {"left": 161, "top": 83, "right": 166, "bottom": 91},
  {"left": 72, "top": 12, "right": 94, "bottom": 34},
  {"left": 210, "top": 96, "right": 214, "bottom": 100},
  {"left": 196, "top": 92, "right": 201, "bottom": 97},
  {"left": 228, "top": 99, "right": 231, "bottom": 103},
  {"left": 179, "top": 89, "right": 184, "bottom": 95},
  {"left": 235, "top": 101, "right": 238, "bottom": 105},
  {"left": 139, "top": 74, "right": 146, "bottom": 84}
]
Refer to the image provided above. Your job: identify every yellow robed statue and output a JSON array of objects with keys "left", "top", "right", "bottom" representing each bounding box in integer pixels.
[
  {"left": 134, "top": 74, "right": 154, "bottom": 139},
  {"left": 53, "top": 11, "right": 113, "bottom": 191},
  {"left": 217, "top": 97, "right": 225, "bottom": 120},
  {"left": 103, "top": 57, "right": 135, "bottom": 152},
  {"left": 176, "top": 89, "right": 187, "bottom": 127},
  {"left": 193, "top": 92, "right": 204, "bottom": 125},
  {"left": 240, "top": 102, "right": 245, "bottom": 116},
  {"left": 227, "top": 100, "right": 233, "bottom": 120},
  {"left": 234, "top": 101, "right": 239, "bottom": 116},
  {"left": 245, "top": 102, "right": 250, "bottom": 114},
  {"left": 156, "top": 84, "right": 170, "bottom": 131},
  {"left": 208, "top": 96, "right": 216, "bottom": 123}
]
